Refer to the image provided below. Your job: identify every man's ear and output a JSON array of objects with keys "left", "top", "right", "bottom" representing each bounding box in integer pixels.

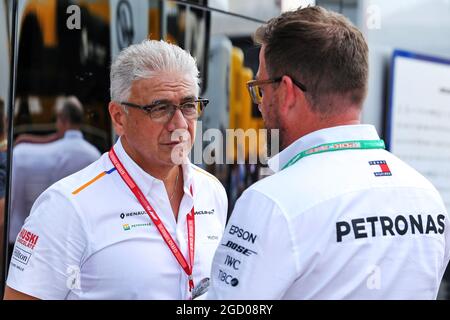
[
  {"left": 109, "top": 102, "right": 126, "bottom": 136},
  {"left": 279, "top": 75, "right": 309, "bottom": 116},
  {"left": 278, "top": 75, "right": 297, "bottom": 115}
]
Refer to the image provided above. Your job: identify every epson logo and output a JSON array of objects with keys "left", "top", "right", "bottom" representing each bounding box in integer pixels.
[
  {"left": 221, "top": 240, "right": 257, "bottom": 257},
  {"left": 228, "top": 225, "right": 257, "bottom": 244}
]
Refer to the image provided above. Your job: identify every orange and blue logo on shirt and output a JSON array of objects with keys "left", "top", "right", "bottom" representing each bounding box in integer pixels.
[
  {"left": 72, "top": 168, "right": 117, "bottom": 195},
  {"left": 369, "top": 160, "right": 392, "bottom": 177},
  {"left": 123, "top": 224, "right": 131, "bottom": 231}
]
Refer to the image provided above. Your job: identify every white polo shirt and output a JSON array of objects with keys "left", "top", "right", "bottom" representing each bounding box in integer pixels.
[
  {"left": 7, "top": 138, "right": 227, "bottom": 300},
  {"left": 207, "top": 125, "right": 450, "bottom": 300},
  {"left": 10, "top": 130, "right": 101, "bottom": 245}
]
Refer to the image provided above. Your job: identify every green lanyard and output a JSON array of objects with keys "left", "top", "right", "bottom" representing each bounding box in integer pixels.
[{"left": 281, "top": 139, "right": 386, "bottom": 170}]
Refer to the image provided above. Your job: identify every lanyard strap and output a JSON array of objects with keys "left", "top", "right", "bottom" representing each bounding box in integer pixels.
[
  {"left": 109, "top": 148, "right": 195, "bottom": 292},
  {"left": 282, "top": 139, "right": 386, "bottom": 170}
]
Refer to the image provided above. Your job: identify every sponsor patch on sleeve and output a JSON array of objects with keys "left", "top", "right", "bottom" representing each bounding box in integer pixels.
[{"left": 17, "top": 228, "right": 40, "bottom": 250}]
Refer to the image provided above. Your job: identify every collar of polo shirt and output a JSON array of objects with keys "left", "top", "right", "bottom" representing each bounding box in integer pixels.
[
  {"left": 64, "top": 130, "right": 83, "bottom": 140},
  {"left": 113, "top": 137, "right": 195, "bottom": 197},
  {"left": 268, "top": 124, "right": 380, "bottom": 173}
]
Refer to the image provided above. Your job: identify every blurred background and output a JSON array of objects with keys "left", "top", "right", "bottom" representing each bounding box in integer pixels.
[{"left": 1, "top": 0, "right": 449, "bottom": 299}]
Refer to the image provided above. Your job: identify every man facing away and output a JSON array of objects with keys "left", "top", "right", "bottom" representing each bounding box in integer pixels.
[
  {"left": 207, "top": 6, "right": 450, "bottom": 299},
  {"left": 5, "top": 40, "right": 227, "bottom": 300},
  {"left": 9, "top": 97, "right": 101, "bottom": 251}
]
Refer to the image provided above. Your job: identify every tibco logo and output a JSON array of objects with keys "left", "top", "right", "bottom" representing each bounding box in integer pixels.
[{"left": 218, "top": 269, "right": 239, "bottom": 287}]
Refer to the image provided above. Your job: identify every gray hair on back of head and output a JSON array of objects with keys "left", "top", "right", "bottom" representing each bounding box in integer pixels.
[
  {"left": 57, "top": 96, "right": 84, "bottom": 125},
  {"left": 110, "top": 40, "right": 200, "bottom": 104}
]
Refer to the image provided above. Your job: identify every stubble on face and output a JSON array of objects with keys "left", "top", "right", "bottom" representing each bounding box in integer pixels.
[
  {"left": 258, "top": 45, "right": 285, "bottom": 155},
  {"left": 263, "top": 97, "right": 286, "bottom": 156}
]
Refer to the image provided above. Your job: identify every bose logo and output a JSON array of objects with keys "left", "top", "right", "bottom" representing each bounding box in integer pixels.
[{"left": 221, "top": 240, "right": 257, "bottom": 257}]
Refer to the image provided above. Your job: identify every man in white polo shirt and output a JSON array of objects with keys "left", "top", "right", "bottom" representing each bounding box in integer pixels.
[
  {"left": 5, "top": 40, "right": 227, "bottom": 300},
  {"left": 9, "top": 97, "right": 101, "bottom": 250},
  {"left": 207, "top": 6, "right": 450, "bottom": 299}
]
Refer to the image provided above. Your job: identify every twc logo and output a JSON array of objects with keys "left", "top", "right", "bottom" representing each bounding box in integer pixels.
[{"left": 369, "top": 160, "right": 392, "bottom": 177}]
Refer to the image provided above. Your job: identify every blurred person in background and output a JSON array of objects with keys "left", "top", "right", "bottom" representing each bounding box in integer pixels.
[{"left": 8, "top": 96, "right": 100, "bottom": 255}]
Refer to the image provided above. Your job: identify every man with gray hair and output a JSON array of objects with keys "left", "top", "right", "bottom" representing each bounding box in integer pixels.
[
  {"left": 5, "top": 40, "right": 227, "bottom": 300},
  {"left": 208, "top": 6, "right": 449, "bottom": 299},
  {"left": 14, "top": 96, "right": 86, "bottom": 145}
]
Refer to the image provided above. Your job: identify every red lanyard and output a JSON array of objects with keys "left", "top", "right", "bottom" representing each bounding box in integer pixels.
[{"left": 109, "top": 148, "right": 195, "bottom": 292}]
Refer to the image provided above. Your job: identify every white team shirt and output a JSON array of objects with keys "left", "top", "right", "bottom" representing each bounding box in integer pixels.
[
  {"left": 207, "top": 125, "right": 450, "bottom": 300},
  {"left": 10, "top": 130, "right": 101, "bottom": 244},
  {"left": 7, "top": 138, "right": 228, "bottom": 300}
]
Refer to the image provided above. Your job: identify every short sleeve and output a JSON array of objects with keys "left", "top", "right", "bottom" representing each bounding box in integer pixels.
[
  {"left": 207, "top": 189, "right": 298, "bottom": 299},
  {"left": 6, "top": 188, "right": 89, "bottom": 300}
]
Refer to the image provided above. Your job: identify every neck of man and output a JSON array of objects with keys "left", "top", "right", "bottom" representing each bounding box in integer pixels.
[
  {"left": 282, "top": 108, "right": 362, "bottom": 150},
  {"left": 121, "top": 136, "right": 184, "bottom": 218},
  {"left": 57, "top": 123, "right": 79, "bottom": 139},
  {"left": 66, "top": 125, "right": 81, "bottom": 133}
]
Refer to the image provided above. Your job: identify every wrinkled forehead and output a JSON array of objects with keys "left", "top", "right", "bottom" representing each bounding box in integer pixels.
[{"left": 130, "top": 72, "right": 199, "bottom": 102}]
